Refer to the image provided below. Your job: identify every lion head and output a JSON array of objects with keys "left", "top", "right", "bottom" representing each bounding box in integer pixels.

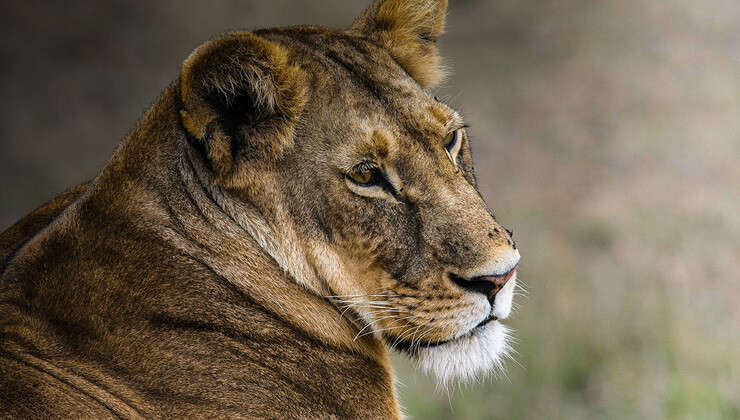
[{"left": 178, "top": 0, "right": 520, "bottom": 385}]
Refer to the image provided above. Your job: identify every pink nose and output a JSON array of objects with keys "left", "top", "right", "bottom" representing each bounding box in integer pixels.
[
  {"left": 449, "top": 264, "right": 518, "bottom": 298},
  {"left": 475, "top": 265, "right": 517, "bottom": 294}
]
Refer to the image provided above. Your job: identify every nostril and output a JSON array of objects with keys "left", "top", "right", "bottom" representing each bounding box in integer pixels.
[
  {"left": 449, "top": 273, "right": 496, "bottom": 296},
  {"left": 475, "top": 267, "right": 516, "bottom": 291},
  {"left": 449, "top": 265, "right": 517, "bottom": 298}
]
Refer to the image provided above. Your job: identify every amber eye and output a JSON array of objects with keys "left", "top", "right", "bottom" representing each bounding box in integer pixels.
[
  {"left": 444, "top": 130, "right": 459, "bottom": 151},
  {"left": 347, "top": 166, "right": 377, "bottom": 185}
]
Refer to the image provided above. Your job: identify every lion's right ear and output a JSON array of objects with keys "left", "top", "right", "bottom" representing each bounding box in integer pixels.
[{"left": 179, "top": 32, "right": 307, "bottom": 187}]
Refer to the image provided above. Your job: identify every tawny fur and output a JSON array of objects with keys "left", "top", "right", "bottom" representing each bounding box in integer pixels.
[
  {"left": 350, "top": 0, "right": 449, "bottom": 87},
  {"left": 0, "top": 0, "right": 519, "bottom": 418}
]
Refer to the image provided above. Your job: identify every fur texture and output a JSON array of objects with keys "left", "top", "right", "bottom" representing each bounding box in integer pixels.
[
  {"left": 0, "top": 0, "right": 519, "bottom": 417},
  {"left": 350, "top": 0, "right": 449, "bottom": 87}
]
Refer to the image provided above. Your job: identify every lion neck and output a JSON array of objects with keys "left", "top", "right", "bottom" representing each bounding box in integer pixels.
[{"left": 103, "top": 85, "right": 389, "bottom": 365}]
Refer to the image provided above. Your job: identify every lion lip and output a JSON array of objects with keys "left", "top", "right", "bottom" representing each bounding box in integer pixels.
[
  {"left": 474, "top": 313, "right": 499, "bottom": 330},
  {"left": 390, "top": 336, "right": 451, "bottom": 352},
  {"left": 389, "top": 314, "right": 499, "bottom": 353}
]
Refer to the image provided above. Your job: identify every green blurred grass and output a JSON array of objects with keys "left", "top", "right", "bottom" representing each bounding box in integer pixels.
[{"left": 1, "top": 1, "right": 738, "bottom": 418}]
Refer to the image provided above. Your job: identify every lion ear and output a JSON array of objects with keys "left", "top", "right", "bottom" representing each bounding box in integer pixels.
[
  {"left": 349, "top": 0, "right": 448, "bottom": 88},
  {"left": 179, "top": 32, "right": 307, "bottom": 186}
]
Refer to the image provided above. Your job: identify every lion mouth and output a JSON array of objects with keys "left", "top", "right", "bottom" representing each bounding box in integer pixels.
[
  {"left": 388, "top": 313, "right": 499, "bottom": 353},
  {"left": 474, "top": 312, "right": 499, "bottom": 330}
]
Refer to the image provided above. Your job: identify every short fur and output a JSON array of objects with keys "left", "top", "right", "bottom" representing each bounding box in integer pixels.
[{"left": 0, "top": 0, "right": 519, "bottom": 418}]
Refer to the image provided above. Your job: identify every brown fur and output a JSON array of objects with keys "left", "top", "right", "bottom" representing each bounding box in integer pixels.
[
  {"left": 350, "top": 0, "right": 448, "bottom": 87},
  {"left": 0, "top": 0, "right": 517, "bottom": 417}
]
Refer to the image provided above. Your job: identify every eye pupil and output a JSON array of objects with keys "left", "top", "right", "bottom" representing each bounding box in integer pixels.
[
  {"left": 444, "top": 130, "right": 458, "bottom": 150},
  {"left": 349, "top": 167, "right": 374, "bottom": 185}
]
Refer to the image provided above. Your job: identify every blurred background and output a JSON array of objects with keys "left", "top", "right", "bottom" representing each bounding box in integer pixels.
[{"left": 1, "top": 0, "right": 738, "bottom": 418}]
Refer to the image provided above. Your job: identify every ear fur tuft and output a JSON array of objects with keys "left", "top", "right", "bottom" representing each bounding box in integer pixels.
[
  {"left": 349, "top": 0, "right": 448, "bottom": 88},
  {"left": 180, "top": 32, "right": 307, "bottom": 187}
]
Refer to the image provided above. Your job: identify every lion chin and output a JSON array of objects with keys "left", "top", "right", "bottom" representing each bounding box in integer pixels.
[
  {"left": 417, "top": 272, "right": 518, "bottom": 386},
  {"left": 417, "top": 321, "right": 512, "bottom": 387}
]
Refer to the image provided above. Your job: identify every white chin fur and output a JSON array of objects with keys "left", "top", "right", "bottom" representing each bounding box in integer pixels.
[{"left": 415, "top": 321, "right": 511, "bottom": 387}]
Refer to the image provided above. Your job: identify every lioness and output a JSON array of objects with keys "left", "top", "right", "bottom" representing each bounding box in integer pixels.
[{"left": 0, "top": 0, "right": 520, "bottom": 417}]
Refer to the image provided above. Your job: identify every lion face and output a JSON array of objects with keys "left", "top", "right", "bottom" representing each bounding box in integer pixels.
[
  {"left": 179, "top": 0, "right": 520, "bottom": 384},
  {"left": 276, "top": 32, "right": 519, "bottom": 384}
]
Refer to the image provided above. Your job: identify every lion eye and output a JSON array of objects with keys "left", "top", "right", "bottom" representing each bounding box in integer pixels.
[
  {"left": 347, "top": 166, "right": 378, "bottom": 185},
  {"left": 444, "top": 130, "right": 458, "bottom": 151}
]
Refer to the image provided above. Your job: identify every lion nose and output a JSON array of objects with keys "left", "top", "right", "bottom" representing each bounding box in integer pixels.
[
  {"left": 449, "top": 264, "right": 518, "bottom": 298},
  {"left": 473, "top": 267, "right": 517, "bottom": 294}
]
